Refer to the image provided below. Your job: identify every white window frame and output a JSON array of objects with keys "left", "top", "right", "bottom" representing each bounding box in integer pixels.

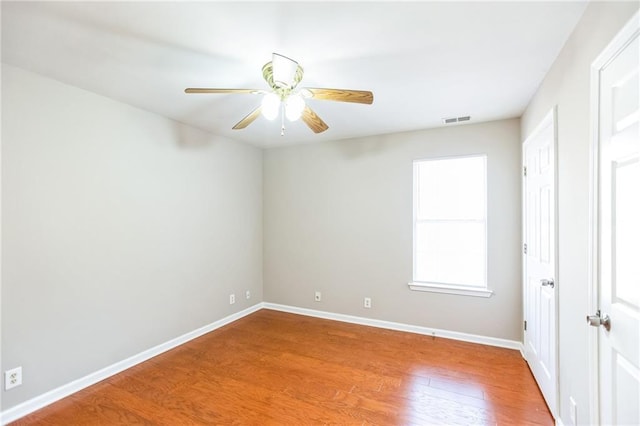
[{"left": 408, "top": 154, "right": 493, "bottom": 298}]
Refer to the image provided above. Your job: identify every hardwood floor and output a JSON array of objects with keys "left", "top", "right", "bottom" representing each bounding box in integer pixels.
[{"left": 11, "top": 309, "right": 553, "bottom": 425}]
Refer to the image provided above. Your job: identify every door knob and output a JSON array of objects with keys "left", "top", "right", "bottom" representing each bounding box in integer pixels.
[
  {"left": 541, "top": 278, "right": 555, "bottom": 289},
  {"left": 587, "top": 310, "right": 611, "bottom": 331}
]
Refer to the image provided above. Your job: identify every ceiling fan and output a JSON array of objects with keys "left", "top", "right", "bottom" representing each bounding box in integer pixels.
[{"left": 185, "top": 53, "right": 374, "bottom": 135}]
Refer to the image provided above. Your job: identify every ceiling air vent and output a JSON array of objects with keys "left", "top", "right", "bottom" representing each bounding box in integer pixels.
[{"left": 442, "top": 115, "right": 471, "bottom": 124}]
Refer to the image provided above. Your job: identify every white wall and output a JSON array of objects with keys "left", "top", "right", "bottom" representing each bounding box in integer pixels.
[
  {"left": 521, "top": 2, "right": 639, "bottom": 425},
  {"left": 0, "top": 64, "right": 263, "bottom": 411},
  {"left": 264, "top": 119, "right": 522, "bottom": 341}
]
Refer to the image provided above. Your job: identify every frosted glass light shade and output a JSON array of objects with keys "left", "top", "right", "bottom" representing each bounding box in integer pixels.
[
  {"left": 272, "top": 53, "right": 298, "bottom": 88},
  {"left": 261, "top": 93, "right": 280, "bottom": 120},
  {"left": 285, "top": 93, "right": 305, "bottom": 121}
]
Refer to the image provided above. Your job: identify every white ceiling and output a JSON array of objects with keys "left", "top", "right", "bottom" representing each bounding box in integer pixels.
[{"left": 1, "top": 1, "right": 587, "bottom": 148}]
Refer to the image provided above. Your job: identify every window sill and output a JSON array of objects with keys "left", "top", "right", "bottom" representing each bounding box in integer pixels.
[{"left": 408, "top": 282, "right": 494, "bottom": 298}]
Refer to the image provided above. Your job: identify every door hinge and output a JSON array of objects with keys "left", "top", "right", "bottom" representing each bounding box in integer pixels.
[
  {"left": 523, "top": 166, "right": 527, "bottom": 177},
  {"left": 524, "top": 243, "right": 527, "bottom": 254},
  {"left": 524, "top": 320, "right": 527, "bottom": 331}
]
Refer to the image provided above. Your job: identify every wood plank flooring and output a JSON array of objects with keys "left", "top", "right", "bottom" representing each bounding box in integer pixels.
[{"left": 11, "top": 309, "right": 553, "bottom": 425}]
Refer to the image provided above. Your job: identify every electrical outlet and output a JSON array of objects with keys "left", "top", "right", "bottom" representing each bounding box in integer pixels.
[
  {"left": 569, "top": 396, "right": 577, "bottom": 425},
  {"left": 229, "top": 294, "right": 236, "bottom": 305},
  {"left": 5, "top": 367, "right": 22, "bottom": 390},
  {"left": 364, "top": 297, "right": 372, "bottom": 308},
  {"left": 314, "top": 291, "right": 321, "bottom": 302},
  {"left": 245, "top": 290, "right": 251, "bottom": 300}
]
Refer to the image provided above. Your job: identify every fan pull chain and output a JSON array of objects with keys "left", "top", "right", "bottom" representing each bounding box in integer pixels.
[{"left": 280, "top": 103, "right": 285, "bottom": 136}]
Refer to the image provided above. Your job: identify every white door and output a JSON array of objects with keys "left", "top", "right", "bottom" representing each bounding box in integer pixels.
[
  {"left": 523, "top": 108, "right": 557, "bottom": 417},
  {"left": 590, "top": 12, "right": 640, "bottom": 426}
]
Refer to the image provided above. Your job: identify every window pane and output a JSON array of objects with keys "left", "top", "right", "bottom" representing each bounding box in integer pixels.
[
  {"left": 416, "top": 156, "right": 486, "bottom": 220},
  {"left": 415, "top": 221, "right": 486, "bottom": 287}
]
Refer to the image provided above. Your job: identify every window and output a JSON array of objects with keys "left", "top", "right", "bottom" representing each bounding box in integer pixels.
[{"left": 409, "top": 155, "right": 492, "bottom": 297}]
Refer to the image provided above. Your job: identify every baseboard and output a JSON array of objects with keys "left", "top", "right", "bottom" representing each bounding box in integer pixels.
[
  {"left": 263, "top": 303, "right": 523, "bottom": 351},
  {"left": 0, "top": 303, "right": 262, "bottom": 425}
]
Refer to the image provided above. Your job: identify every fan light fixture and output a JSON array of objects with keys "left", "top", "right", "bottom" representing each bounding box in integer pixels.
[
  {"left": 260, "top": 92, "right": 306, "bottom": 122},
  {"left": 184, "top": 52, "right": 374, "bottom": 135}
]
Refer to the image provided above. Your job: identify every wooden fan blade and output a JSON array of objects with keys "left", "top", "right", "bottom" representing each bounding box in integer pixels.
[
  {"left": 305, "top": 88, "right": 374, "bottom": 104},
  {"left": 185, "top": 88, "right": 262, "bottom": 94},
  {"left": 301, "top": 106, "right": 329, "bottom": 133},
  {"left": 232, "top": 106, "right": 262, "bottom": 130}
]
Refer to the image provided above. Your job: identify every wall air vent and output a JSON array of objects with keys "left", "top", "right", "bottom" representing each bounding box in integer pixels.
[{"left": 442, "top": 115, "right": 472, "bottom": 124}]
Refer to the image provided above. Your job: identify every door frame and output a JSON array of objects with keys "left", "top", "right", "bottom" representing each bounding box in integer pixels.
[
  {"left": 522, "top": 105, "right": 559, "bottom": 418},
  {"left": 587, "top": 10, "right": 640, "bottom": 425}
]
